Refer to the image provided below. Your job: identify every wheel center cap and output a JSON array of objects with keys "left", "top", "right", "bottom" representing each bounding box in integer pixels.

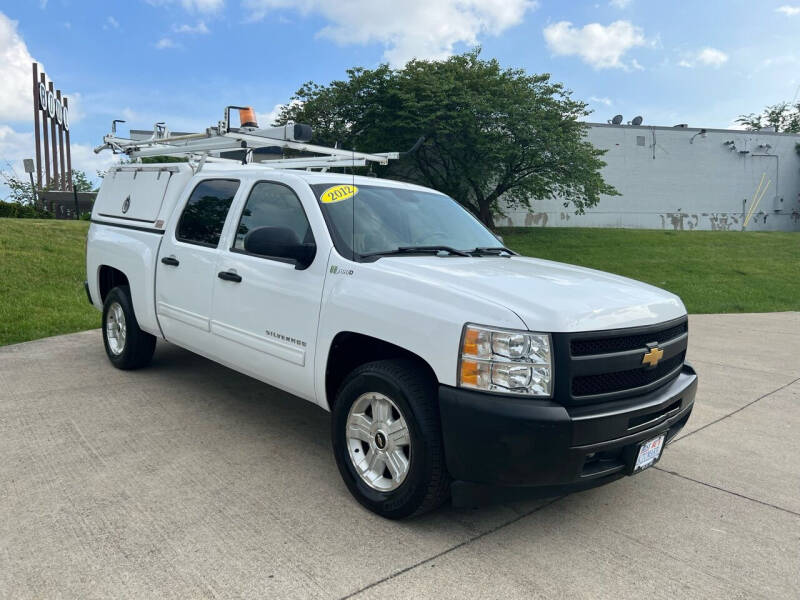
[{"left": 374, "top": 431, "right": 387, "bottom": 450}]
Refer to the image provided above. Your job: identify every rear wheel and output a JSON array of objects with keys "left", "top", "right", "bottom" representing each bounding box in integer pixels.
[
  {"left": 331, "top": 359, "right": 450, "bottom": 519},
  {"left": 102, "top": 285, "right": 156, "bottom": 370}
]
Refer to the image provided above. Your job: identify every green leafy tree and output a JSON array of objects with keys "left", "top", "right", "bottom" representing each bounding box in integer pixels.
[
  {"left": 277, "top": 50, "right": 618, "bottom": 228},
  {"left": 1, "top": 168, "right": 96, "bottom": 211},
  {"left": 737, "top": 101, "right": 800, "bottom": 133},
  {"left": 71, "top": 169, "right": 95, "bottom": 192},
  {"left": 1, "top": 170, "right": 38, "bottom": 206}
]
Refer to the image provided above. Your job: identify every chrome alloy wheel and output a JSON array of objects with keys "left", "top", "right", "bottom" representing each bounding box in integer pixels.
[
  {"left": 346, "top": 392, "right": 411, "bottom": 492},
  {"left": 105, "top": 301, "right": 127, "bottom": 356}
]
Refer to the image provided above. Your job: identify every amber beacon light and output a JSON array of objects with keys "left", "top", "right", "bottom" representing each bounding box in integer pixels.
[{"left": 239, "top": 107, "right": 259, "bottom": 128}]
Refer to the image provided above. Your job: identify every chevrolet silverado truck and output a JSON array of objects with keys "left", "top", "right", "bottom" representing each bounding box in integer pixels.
[{"left": 86, "top": 161, "right": 697, "bottom": 519}]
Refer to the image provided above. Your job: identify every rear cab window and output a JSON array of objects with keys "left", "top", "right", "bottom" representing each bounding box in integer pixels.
[{"left": 176, "top": 179, "right": 240, "bottom": 247}]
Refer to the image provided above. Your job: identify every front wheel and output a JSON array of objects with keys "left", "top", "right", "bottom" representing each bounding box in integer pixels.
[
  {"left": 102, "top": 285, "right": 156, "bottom": 370},
  {"left": 331, "top": 359, "right": 450, "bottom": 519}
]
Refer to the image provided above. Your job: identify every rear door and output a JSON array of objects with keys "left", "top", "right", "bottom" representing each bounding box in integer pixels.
[
  {"left": 209, "top": 180, "right": 326, "bottom": 401},
  {"left": 156, "top": 178, "right": 240, "bottom": 355}
]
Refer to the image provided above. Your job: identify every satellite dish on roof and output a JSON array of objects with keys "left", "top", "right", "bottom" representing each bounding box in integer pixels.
[
  {"left": 631, "top": 115, "right": 643, "bottom": 126},
  {"left": 611, "top": 114, "right": 623, "bottom": 125}
]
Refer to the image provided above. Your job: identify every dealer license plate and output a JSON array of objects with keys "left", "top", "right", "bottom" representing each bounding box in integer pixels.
[{"left": 634, "top": 434, "right": 665, "bottom": 472}]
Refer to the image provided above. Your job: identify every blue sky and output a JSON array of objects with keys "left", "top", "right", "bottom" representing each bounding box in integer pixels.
[{"left": 1, "top": 0, "right": 798, "bottom": 195}]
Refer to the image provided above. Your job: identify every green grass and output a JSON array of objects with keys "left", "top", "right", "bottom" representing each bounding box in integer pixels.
[
  {"left": 0, "top": 219, "right": 96, "bottom": 346},
  {"left": 499, "top": 227, "right": 800, "bottom": 314},
  {"left": 0, "top": 220, "right": 798, "bottom": 346}
]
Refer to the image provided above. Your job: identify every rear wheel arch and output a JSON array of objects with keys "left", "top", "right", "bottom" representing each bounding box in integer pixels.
[
  {"left": 324, "top": 332, "right": 438, "bottom": 411},
  {"left": 98, "top": 265, "right": 130, "bottom": 303}
]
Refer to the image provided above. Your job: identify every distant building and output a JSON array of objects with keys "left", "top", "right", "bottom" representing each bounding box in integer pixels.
[{"left": 502, "top": 123, "right": 800, "bottom": 231}]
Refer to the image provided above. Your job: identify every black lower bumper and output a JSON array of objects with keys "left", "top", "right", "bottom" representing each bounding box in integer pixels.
[
  {"left": 83, "top": 280, "right": 93, "bottom": 305},
  {"left": 439, "top": 364, "right": 697, "bottom": 506}
]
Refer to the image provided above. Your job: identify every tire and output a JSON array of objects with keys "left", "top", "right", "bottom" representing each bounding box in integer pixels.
[
  {"left": 331, "top": 359, "right": 450, "bottom": 519},
  {"left": 102, "top": 285, "right": 156, "bottom": 370}
]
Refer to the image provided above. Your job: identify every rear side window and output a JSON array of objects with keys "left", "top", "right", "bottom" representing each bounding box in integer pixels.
[
  {"left": 176, "top": 179, "right": 240, "bottom": 247},
  {"left": 233, "top": 182, "right": 313, "bottom": 251}
]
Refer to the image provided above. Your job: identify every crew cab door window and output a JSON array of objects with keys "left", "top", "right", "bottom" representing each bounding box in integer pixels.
[
  {"left": 232, "top": 181, "right": 314, "bottom": 253},
  {"left": 177, "top": 179, "right": 240, "bottom": 247}
]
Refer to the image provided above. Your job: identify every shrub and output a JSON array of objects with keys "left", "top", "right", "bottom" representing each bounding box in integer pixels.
[{"left": 0, "top": 200, "right": 54, "bottom": 219}]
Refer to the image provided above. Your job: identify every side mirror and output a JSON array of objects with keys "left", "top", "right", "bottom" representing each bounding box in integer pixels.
[{"left": 243, "top": 226, "right": 316, "bottom": 270}]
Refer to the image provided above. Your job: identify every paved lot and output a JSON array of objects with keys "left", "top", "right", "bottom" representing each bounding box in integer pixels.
[{"left": 1, "top": 313, "right": 798, "bottom": 599}]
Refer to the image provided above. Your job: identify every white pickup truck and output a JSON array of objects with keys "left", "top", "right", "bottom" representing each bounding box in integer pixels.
[{"left": 86, "top": 160, "right": 697, "bottom": 518}]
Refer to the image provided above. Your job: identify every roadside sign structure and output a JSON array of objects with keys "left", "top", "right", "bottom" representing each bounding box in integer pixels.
[{"left": 32, "top": 62, "right": 72, "bottom": 191}]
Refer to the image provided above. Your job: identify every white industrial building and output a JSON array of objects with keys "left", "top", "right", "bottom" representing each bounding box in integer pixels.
[{"left": 502, "top": 123, "right": 800, "bottom": 231}]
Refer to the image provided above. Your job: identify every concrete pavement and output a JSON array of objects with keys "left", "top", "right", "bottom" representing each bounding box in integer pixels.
[{"left": 0, "top": 313, "right": 798, "bottom": 599}]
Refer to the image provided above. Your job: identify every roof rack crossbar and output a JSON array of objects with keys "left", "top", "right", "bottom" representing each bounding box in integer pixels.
[{"left": 94, "top": 107, "right": 399, "bottom": 171}]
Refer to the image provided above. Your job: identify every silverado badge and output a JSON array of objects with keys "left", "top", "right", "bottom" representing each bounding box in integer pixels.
[{"left": 642, "top": 346, "right": 664, "bottom": 368}]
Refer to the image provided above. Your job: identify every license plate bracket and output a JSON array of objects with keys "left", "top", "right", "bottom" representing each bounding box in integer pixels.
[{"left": 626, "top": 433, "right": 666, "bottom": 474}]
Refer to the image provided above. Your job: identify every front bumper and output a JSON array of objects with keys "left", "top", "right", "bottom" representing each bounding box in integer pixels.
[{"left": 439, "top": 364, "right": 697, "bottom": 505}]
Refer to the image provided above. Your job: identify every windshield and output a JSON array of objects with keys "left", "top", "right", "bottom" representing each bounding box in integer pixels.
[{"left": 312, "top": 183, "right": 501, "bottom": 259}]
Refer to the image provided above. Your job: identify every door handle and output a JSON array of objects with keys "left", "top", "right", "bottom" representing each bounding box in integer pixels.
[
  {"left": 161, "top": 256, "right": 180, "bottom": 267},
  {"left": 218, "top": 270, "right": 242, "bottom": 283}
]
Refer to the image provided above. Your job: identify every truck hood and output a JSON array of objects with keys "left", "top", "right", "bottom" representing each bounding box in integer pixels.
[{"left": 373, "top": 256, "right": 686, "bottom": 332}]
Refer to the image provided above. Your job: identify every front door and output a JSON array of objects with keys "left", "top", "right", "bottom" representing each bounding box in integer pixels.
[
  {"left": 209, "top": 181, "right": 326, "bottom": 401},
  {"left": 156, "top": 178, "right": 241, "bottom": 355}
]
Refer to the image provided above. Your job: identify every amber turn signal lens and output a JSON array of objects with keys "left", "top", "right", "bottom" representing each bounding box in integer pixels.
[
  {"left": 238, "top": 107, "right": 258, "bottom": 128},
  {"left": 460, "top": 359, "right": 479, "bottom": 386},
  {"left": 462, "top": 328, "right": 480, "bottom": 356}
]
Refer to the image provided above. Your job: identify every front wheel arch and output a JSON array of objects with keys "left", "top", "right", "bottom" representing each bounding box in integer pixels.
[{"left": 324, "top": 332, "right": 438, "bottom": 411}]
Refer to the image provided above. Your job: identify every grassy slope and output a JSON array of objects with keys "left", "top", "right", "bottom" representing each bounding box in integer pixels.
[
  {"left": 0, "top": 219, "right": 96, "bottom": 346},
  {"left": 0, "top": 220, "right": 797, "bottom": 346},
  {"left": 499, "top": 227, "right": 800, "bottom": 314}
]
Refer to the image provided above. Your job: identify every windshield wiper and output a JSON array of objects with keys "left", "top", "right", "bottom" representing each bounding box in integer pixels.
[
  {"left": 468, "top": 246, "right": 515, "bottom": 257},
  {"left": 360, "top": 245, "right": 471, "bottom": 259}
]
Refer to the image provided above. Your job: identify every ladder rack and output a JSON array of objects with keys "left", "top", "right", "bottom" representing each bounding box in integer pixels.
[{"left": 94, "top": 105, "right": 399, "bottom": 172}]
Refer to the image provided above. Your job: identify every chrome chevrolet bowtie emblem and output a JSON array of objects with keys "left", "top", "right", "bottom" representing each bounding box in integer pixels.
[{"left": 642, "top": 346, "right": 664, "bottom": 368}]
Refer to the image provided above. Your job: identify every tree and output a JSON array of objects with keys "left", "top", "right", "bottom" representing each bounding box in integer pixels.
[
  {"left": 736, "top": 101, "right": 800, "bottom": 133},
  {"left": 71, "top": 169, "right": 95, "bottom": 192},
  {"left": 277, "top": 50, "right": 618, "bottom": 228},
  {"left": 1, "top": 168, "right": 96, "bottom": 207}
]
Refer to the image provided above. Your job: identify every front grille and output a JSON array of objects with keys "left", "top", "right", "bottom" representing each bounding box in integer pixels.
[
  {"left": 570, "top": 321, "right": 688, "bottom": 356},
  {"left": 572, "top": 351, "right": 685, "bottom": 397}
]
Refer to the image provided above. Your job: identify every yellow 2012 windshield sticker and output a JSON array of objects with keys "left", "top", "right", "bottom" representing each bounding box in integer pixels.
[{"left": 320, "top": 184, "right": 358, "bottom": 204}]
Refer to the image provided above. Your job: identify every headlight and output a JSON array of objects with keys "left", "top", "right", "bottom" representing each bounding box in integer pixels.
[{"left": 459, "top": 324, "right": 552, "bottom": 397}]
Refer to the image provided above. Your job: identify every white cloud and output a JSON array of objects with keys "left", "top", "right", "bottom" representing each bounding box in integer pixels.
[
  {"left": 0, "top": 13, "right": 38, "bottom": 122},
  {"left": 256, "top": 100, "right": 302, "bottom": 126},
  {"left": 589, "top": 96, "right": 612, "bottom": 106},
  {"left": 543, "top": 20, "right": 647, "bottom": 70},
  {"left": 173, "top": 21, "right": 209, "bottom": 33},
  {"left": 243, "top": 0, "right": 537, "bottom": 66},
  {"left": 0, "top": 125, "right": 32, "bottom": 169},
  {"left": 104, "top": 16, "right": 120, "bottom": 29},
  {"left": 776, "top": 5, "right": 800, "bottom": 16},
  {"left": 69, "top": 143, "right": 120, "bottom": 178},
  {"left": 257, "top": 103, "right": 285, "bottom": 127},
  {"left": 0, "top": 11, "right": 83, "bottom": 127},
  {"left": 696, "top": 47, "right": 728, "bottom": 67},
  {"left": 679, "top": 47, "right": 728, "bottom": 68},
  {"left": 609, "top": 0, "right": 632, "bottom": 8},
  {"left": 147, "top": 0, "right": 224, "bottom": 13},
  {"left": 155, "top": 37, "right": 179, "bottom": 49}
]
